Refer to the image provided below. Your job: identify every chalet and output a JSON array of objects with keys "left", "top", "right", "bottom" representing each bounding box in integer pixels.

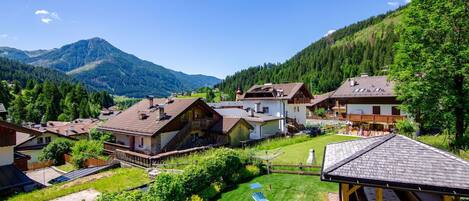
[
  {"left": 330, "top": 75, "right": 406, "bottom": 136},
  {"left": 322, "top": 134, "right": 469, "bottom": 201},
  {"left": 0, "top": 120, "right": 41, "bottom": 196},
  {"left": 209, "top": 117, "right": 253, "bottom": 147},
  {"left": 214, "top": 108, "right": 282, "bottom": 140},
  {"left": 15, "top": 119, "right": 99, "bottom": 168},
  {"left": 237, "top": 83, "right": 313, "bottom": 133},
  {"left": 99, "top": 97, "right": 223, "bottom": 155}
]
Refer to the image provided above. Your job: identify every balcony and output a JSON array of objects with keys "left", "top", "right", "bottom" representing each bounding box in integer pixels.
[
  {"left": 288, "top": 97, "right": 311, "bottom": 104},
  {"left": 347, "top": 114, "right": 405, "bottom": 124},
  {"left": 103, "top": 141, "right": 131, "bottom": 154},
  {"left": 191, "top": 118, "right": 214, "bottom": 130}
]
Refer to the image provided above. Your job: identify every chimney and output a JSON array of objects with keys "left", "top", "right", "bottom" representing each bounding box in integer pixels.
[
  {"left": 349, "top": 78, "right": 356, "bottom": 87},
  {"left": 360, "top": 73, "right": 369, "bottom": 77},
  {"left": 248, "top": 108, "right": 254, "bottom": 117},
  {"left": 158, "top": 105, "right": 165, "bottom": 120},
  {"left": 254, "top": 102, "right": 261, "bottom": 113},
  {"left": 147, "top": 95, "right": 154, "bottom": 108},
  {"left": 235, "top": 87, "right": 243, "bottom": 101}
]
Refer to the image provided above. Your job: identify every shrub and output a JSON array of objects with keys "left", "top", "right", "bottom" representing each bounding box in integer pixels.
[
  {"left": 39, "top": 138, "right": 75, "bottom": 165},
  {"left": 314, "top": 108, "right": 326, "bottom": 118},
  {"left": 396, "top": 119, "right": 418, "bottom": 137},
  {"left": 190, "top": 195, "right": 204, "bottom": 201},
  {"left": 97, "top": 191, "right": 148, "bottom": 201},
  {"left": 89, "top": 128, "right": 114, "bottom": 142},
  {"left": 199, "top": 181, "right": 225, "bottom": 200},
  {"left": 71, "top": 140, "right": 103, "bottom": 168},
  {"left": 149, "top": 173, "right": 186, "bottom": 201}
]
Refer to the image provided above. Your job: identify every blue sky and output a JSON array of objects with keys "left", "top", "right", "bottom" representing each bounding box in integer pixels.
[{"left": 0, "top": 0, "right": 407, "bottom": 79}]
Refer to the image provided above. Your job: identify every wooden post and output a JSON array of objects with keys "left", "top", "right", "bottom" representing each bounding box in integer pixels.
[
  {"left": 376, "top": 188, "right": 383, "bottom": 201},
  {"left": 341, "top": 183, "right": 349, "bottom": 201},
  {"left": 443, "top": 195, "right": 458, "bottom": 201}
]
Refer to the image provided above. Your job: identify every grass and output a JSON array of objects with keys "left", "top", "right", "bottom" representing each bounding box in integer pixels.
[
  {"left": 253, "top": 135, "right": 312, "bottom": 150},
  {"left": 263, "top": 134, "right": 359, "bottom": 165},
  {"left": 7, "top": 168, "right": 149, "bottom": 201},
  {"left": 218, "top": 174, "right": 338, "bottom": 201},
  {"left": 55, "top": 163, "right": 77, "bottom": 172}
]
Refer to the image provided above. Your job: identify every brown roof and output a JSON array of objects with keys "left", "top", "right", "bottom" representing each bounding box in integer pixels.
[
  {"left": 309, "top": 91, "right": 334, "bottom": 106},
  {"left": 37, "top": 119, "right": 100, "bottom": 137},
  {"left": 210, "top": 117, "right": 252, "bottom": 134},
  {"left": 331, "top": 76, "right": 395, "bottom": 98},
  {"left": 99, "top": 98, "right": 209, "bottom": 136},
  {"left": 0, "top": 120, "right": 43, "bottom": 136},
  {"left": 240, "top": 83, "right": 312, "bottom": 100}
]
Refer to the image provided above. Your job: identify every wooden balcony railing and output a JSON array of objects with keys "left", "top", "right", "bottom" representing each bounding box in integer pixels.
[
  {"left": 288, "top": 98, "right": 311, "bottom": 104},
  {"left": 347, "top": 114, "right": 405, "bottom": 124},
  {"left": 192, "top": 118, "right": 213, "bottom": 130},
  {"left": 104, "top": 141, "right": 131, "bottom": 153}
]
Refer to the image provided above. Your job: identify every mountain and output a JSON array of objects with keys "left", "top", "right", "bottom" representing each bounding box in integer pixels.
[
  {"left": 0, "top": 56, "right": 74, "bottom": 85},
  {"left": 217, "top": 8, "right": 403, "bottom": 99},
  {"left": 0, "top": 38, "right": 221, "bottom": 97}
]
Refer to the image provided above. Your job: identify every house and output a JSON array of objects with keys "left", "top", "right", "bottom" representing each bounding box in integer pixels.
[
  {"left": 99, "top": 106, "right": 122, "bottom": 120},
  {"left": 237, "top": 83, "right": 313, "bottom": 133},
  {"left": 99, "top": 97, "right": 223, "bottom": 155},
  {"left": 330, "top": 75, "right": 406, "bottom": 136},
  {"left": 208, "top": 101, "right": 243, "bottom": 109},
  {"left": 209, "top": 117, "right": 253, "bottom": 147},
  {"left": 0, "top": 120, "right": 41, "bottom": 196},
  {"left": 322, "top": 134, "right": 469, "bottom": 201},
  {"left": 214, "top": 108, "right": 282, "bottom": 140},
  {"left": 15, "top": 119, "right": 99, "bottom": 168}
]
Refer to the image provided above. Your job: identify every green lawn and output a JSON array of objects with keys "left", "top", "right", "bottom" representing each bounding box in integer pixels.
[
  {"left": 262, "top": 134, "right": 359, "bottom": 165},
  {"left": 218, "top": 174, "right": 337, "bottom": 201},
  {"left": 7, "top": 168, "right": 149, "bottom": 201},
  {"left": 55, "top": 163, "right": 77, "bottom": 172}
]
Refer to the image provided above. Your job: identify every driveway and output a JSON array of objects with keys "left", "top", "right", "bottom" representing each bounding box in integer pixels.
[{"left": 26, "top": 167, "right": 63, "bottom": 186}]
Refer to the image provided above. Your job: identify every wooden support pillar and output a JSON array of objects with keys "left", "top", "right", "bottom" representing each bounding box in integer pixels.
[
  {"left": 443, "top": 195, "right": 460, "bottom": 201},
  {"left": 340, "top": 183, "right": 361, "bottom": 201},
  {"left": 376, "top": 187, "right": 383, "bottom": 201}
]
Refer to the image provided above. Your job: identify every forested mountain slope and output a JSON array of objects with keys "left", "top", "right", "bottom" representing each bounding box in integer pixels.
[
  {"left": 217, "top": 8, "right": 403, "bottom": 98},
  {"left": 0, "top": 38, "right": 220, "bottom": 97}
]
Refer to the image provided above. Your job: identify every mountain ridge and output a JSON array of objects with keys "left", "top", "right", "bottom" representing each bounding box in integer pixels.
[{"left": 0, "top": 37, "right": 220, "bottom": 97}]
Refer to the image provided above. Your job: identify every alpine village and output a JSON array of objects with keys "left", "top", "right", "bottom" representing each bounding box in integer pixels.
[{"left": 0, "top": 1, "right": 468, "bottom": 201}]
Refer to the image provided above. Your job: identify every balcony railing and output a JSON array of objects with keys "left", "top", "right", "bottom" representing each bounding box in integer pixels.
[
  {"left": 104, "top": 141, "right": 131, "bottom": 153},
  {"left": 347, "top": 114, "right": 405, "bottom": 124},
  {"left": 191, "top": 118, "right": 213, "bottom": 130},
  {"left": 288, "top": 98, "right": 311, "bottom": 104}
]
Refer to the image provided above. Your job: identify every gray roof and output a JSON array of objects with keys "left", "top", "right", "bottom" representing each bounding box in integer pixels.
[
  {"left": 214, "top": 108, "right": 282, "bottom": 123},
  {"left": 330, "top": 76, "right": 395, "bottom": 98},
  {"left": 0, "top": 165, "right": 35, "bottom": 191},
  {"left": 208, "top": 101, "right": 243, "bottom": 109},
  {"left": 322, "top": 134, "right": 469, "bottom": 196}
]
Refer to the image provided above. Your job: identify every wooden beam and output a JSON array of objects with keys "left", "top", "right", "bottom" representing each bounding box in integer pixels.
[
  {"left": 346, "top": 185, "right": 361, "bottom": 197},
  {"left": 443, "top": 195, "right": 460, "bottom": 201},
  {"left": 376, "top": 187, "right": 383, "bottom": 201},
  {"left": 341, "top": 183, "right": 349, "bottom": 201}
]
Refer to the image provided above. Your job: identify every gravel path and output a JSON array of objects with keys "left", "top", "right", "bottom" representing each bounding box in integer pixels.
[
  {"left": 51, "top": 189, "right": 101, "bottom": 201},
  {"left": 26, "top": 167, "right": 63, "bottom": 186}
]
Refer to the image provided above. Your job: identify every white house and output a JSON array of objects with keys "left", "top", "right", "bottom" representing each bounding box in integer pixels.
[
  {"left": 214, "top": 108, "right": 282, "bottom": 140},
  {"left": 330, "top": 75, "right": 407, "bottom": 135},
  {"left": 236, "top": 83, "right": 313, "bottom": 133}
]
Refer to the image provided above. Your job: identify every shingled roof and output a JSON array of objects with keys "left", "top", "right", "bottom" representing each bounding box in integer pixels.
[
  {"left": 99, "top": 98, "right": 214, "bottom": 136},
  {"left": 331, "top": 76, "right": 395, "bottom": 98},
  {"left": 209, "top": 117, "right": 253, "bottom": 134},
  {"left": 240, "top": 83, "right": 312, "bottom": 100},
  {"left": 322, "top": 134, "right": 469, "bottom": 196}
]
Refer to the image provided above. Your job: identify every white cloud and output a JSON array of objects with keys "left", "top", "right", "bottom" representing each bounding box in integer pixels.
[
  {"left": 35, "top": 9, "right": 49, "bottom": 15},
  {"left": 324, "top": 29, "right": 336, "bottom": 37},
  {"left": 41, "top": 18, "right": 52, "bottom": 24},
  {"left": 34, "top": 9, "right": 60, "bottom": 24},
  {"left": 387, "top": 1, "right": 400, "bottom": 6},
  {"left": 0, "top": 34, "right": 8, "bottom": 38}
]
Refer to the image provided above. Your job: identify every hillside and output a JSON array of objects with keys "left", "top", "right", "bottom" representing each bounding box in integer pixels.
[
  {"left": 217, "top": 8, "right": 403, "bottom": 99},
  {"left": 0, "top": 38, "right": 220, "bottom": 97},
  {"left": 0, "top": 56, "right": 74, "bottom": 85}
]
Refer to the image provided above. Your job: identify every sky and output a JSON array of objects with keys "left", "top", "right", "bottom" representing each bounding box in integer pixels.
[{"left": 0, "top": 0, "right": 408, "bottom": 79}]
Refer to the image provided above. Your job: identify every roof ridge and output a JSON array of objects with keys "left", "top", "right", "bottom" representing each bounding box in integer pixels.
[
  {"left": 398, "top": 135, "right": 469, "bottom": 166},
  {"left": 324, "top": 134, "right": 396, "bottom": 173}
]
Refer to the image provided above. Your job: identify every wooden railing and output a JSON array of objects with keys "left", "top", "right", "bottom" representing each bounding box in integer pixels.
[
  {"left": 104, "top": 141, "right": 131, "bottom": 153},
  {"left": 347, "top": 114, "right": 405, "bottom": 123},
  {"left": 288, "top": 98, "right": 311, "bottom": 104},
  {"left": 162, "top": 123, "right": 192, "bottom": 151},
  {"left": 192, "top": 118, "right": 213, "bottom": 130}
]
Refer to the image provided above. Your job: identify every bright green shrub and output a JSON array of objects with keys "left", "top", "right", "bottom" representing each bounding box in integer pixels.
[
  {"left": 149, "top": 173, "right": 186, "bottom": 201},
  {"left": 190, "top": 195, "right": 204, "bottom": 201},
  {"left": 396, "top": 119, "right": 418, "bottom": 137},
  {"left": 97, "top": 191, "right": 148, "bottom": 201},
  {"left": 199, "top": 181, "right": 225, "bottom": 200},
  {"left": 39, "top": 138, "right": 75, "bottom": 165},
  {"left": 71, "top": 140, "right": 103, "bottom": 168}
]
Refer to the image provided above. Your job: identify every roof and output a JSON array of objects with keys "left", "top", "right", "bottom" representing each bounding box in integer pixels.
[
  {"left": 330, "top": 76, "right": 395, "bottom": 98},
  {"left": 30, "top": 119, "right": 99, "bottom": 137},
  {"left": 0, "top": 120, "right": 43, "bottom": 136},
  {"left": 208, "top": 101, "right": 243, "bottom": 109},
  {"left": 0, "top": 165, "right": 35, "bottom": 191},
  {"left": 99, "top": 98, "right": 213, "bottom": 136},
  {"left": 240, "top": 83, "right": 312, "bottom": 100},
  {"left": 0, "top": 103, "right": 6, "bottom": 113},
  {"left": 322, "top": 134, "right": 469, "bottom": 196},
  {"left": 214, "top": 108, "right": 282, "bottom": 123},
  {"left": 49, "top": 164, "right": 115, "bottom": 184},
  {"left": 210, "top": 117, "right": 252, "bottom": 134},
  {"left": 309, "top": 91, "right": 334, "bottom": 106}
]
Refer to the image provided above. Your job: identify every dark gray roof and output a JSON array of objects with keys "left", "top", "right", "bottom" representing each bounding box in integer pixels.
[
  {"left": 330, "top": 76, "right": 395, "bottom": 98},
  {"left": 0, "top": 165, "right": 35, "bottom": 191},
  {"left": 208, "top": 101, "right": 243, "bottom": 109},
  {"left": 49, "top": 165, "right": 114, "bottom": 184},
  {"left": 322, "top": 134, "right": 469, "bottom": 196}
]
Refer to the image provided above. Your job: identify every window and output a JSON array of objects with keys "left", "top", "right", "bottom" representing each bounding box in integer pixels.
[
  {"left": 45, "top": 136, "right": 52, "bottom": 143},
  {"left": 37, "top": 137, "right": 44, "bottom": 144},
  {"left": 392, "top": 106, "right": 400, "bottom": 115},
  {"left": 262, "top": 107, "right": 269, "bottom": 114},
  {"left": 372, "top": 106, "right": 381, "bottom": 115}
]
